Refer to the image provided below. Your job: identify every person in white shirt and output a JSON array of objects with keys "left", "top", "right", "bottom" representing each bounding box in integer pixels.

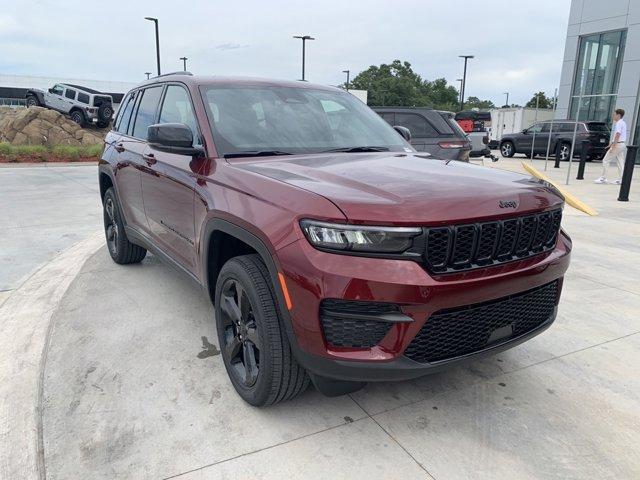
[{"left": 594, "top": 108, "right": 627, "bottom": 184}]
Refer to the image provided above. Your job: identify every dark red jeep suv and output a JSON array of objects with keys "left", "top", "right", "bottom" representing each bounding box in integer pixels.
[{"left": 99, "top": 73, "right": 571, "bottom": 406}]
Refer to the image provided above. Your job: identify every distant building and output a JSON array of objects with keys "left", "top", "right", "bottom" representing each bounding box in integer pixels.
[
  {"left": 557, "top": 0, "right": 640, "bottom": 151},
  {"left": 0, "top": 74, "right": 137, "bottom": 107}
]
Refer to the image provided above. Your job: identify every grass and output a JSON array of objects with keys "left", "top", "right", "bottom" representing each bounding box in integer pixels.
[{"left": 0, "top": 143, "right": 102, "bottom": 162}]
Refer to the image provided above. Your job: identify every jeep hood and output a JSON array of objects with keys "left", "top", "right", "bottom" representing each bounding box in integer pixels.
[{"left": 230, "top": 152, "right": 564, "bottom": 224}]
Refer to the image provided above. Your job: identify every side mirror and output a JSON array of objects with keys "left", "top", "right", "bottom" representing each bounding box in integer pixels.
[
  {"left": 522, "top": 129, "right": 528, "bottom": 134},
  {"left": 393, "top": 125, "right": 411, "bottom": 142},
  {"left": 49, "top": 88, "right": 55, "bottom": 94},
  {"left": 147, "top": 123, "right": 203, "bottom": 156}
]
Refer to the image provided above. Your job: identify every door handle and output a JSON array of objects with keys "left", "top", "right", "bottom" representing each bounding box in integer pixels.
[
  {"left": 143, "top": 153, "right": 157, "bottom": 165},
  {"left": 114, "top": 143, "right": 125, "bottom": 153}
]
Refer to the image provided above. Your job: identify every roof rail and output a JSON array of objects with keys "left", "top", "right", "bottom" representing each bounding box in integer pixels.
[{"left": 153, "top": 71, "right": 194, "bottom": 79}]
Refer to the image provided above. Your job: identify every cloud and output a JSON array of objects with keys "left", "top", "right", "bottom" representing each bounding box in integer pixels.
[{"left": 216, "top": 43, "right": 250, "bottom": 51}]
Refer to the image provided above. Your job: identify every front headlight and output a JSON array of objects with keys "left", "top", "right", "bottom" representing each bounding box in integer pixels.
[{"left": 300, "top": 220, "right": 421, "bottom": 253}]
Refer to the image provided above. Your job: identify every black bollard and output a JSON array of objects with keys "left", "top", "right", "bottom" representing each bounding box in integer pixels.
[
  {"left": 576, "top": 140, "right": 589, "bottom": 180},
  {"left": 618, "top": 145, "right": 638, "bottom": 202},
  {"left": 554, "top": 142, "right": 562, "bottom": 168}
]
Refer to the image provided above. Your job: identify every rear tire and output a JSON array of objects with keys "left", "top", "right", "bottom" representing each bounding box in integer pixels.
[
  {"left": 103, "top": 188, "right": 147, "bottom": 264},
  {"left": 70, "top": 109, "right": 86, "bottom": 128},
  {"left": 215, "top": 254, "right": 309, "bottom": 406},
  {"left": 500, "top": 141, "right": 515, "bottom": 158}
]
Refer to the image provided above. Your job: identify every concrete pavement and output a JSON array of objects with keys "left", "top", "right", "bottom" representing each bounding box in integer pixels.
[
  {"left": 0, "top": 163, "right": 101, "bottom": 298},
  {"left": 2, "top": 157, "right": 639, "bottom": 479}
]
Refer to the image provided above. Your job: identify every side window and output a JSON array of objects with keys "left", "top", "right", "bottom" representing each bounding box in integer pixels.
[
  {"left": 379, "top": 112, "right": 395, "bottom": 125},
  {"left": 65, "top": 89, "right": 76, "bottom": 100},
  {"left": 131, "top": 86, "right": 163, "bottom": 140},
  {"left": 540, "top": 123, "right": 550, "bottom": 133},
  {"left": 158, "top": 85, "right": 199, "bottom": 143},
  {"left": 394, "top": 113, "right": 437, "bottom": 137},
  {"left": 77, "top": 92, "right": 90, "bottom": 104},
  {"left": 114, "top": 92, "right": 136, "bottom": 133},
  {"left": 52, "top": 84, "right": 64, "bottom": 96},
  {"left": 528, "top": 123, "right": 542, "bottom": 134}
]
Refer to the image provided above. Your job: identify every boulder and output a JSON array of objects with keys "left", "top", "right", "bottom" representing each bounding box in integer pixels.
[{"left": 0, "top": 106, "right": 105, "bottom": 146}]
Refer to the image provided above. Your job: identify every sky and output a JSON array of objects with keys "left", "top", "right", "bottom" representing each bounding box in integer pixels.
[{"left": 0, "top": 0, "right": 572, "bottom": 106}]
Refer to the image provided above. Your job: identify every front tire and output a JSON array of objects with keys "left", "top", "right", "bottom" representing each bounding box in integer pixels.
[
  {"left": 103, "top": 188, "right": 147, "bottom": 264},
  {"left": 26, "top": 95, "right": 39, "bottom": 107},
  {"left": 500, "top": 141, "right": 515, "bottom": 157},
  {"left": 215, "top": 254, "right": 309, "bottom": 406}
]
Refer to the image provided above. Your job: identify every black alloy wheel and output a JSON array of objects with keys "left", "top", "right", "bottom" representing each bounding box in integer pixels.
[
  {"left": 104, "top": 196, "right": 119, "bottom": 256},
  {"left": 219, "top": 278, "right": 261, "bottom": 387}
]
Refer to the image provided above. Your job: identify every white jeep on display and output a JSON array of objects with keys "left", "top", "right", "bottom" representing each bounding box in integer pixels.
[{"left": 25, "top": 83, "right": 114, "bottom": 128}]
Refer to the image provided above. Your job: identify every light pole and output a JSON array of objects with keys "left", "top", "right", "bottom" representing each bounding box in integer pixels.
[
  {"left": 180, "top": 56, "right": 188, "bottom": 71},
  {"left": 342, "top": 70, "right": 350, "bottom": 91},
  {"left": 458, "top": 55, "right": 474, "bottom": 111},
  {"left": 145, "top": 72, "right": 152, "bottom": 79},
  {"left": 144, "top": 17, "right": 161, "bottom": 76},
  {"left": 456, "top": 78, "right": 463, "bottom": 103},
  {"left": 503, "top": 92, "right": 509, "bottom": 107},
  {"left": 293, "top": 35, "right": 314, "bottom": 81}
]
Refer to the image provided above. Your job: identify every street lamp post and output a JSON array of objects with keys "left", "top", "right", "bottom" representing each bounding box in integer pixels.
[
  {"left": 180, "top": 57, "right": 188, "bottom": 71},
  {"left": 144, "top": 72, "right": 152, "bottom": 79},
  {"left": 342, "top": 70, "right": 350, "bottom": 91},
  {"left": 144, "top": 17, "right": 161, "bottom": 76},
  {"left": 293, "top": 35, "right": 314, "bottom": 81},
  {"left": 458, "top": 55, "right": 474, "bottom": 111},
  {"left": 503, "top": 92, "right": 509, "bottom": 107}
]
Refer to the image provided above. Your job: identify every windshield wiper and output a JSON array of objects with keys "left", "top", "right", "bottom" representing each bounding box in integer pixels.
[
  {"left": 224, "top": 150, "right": 293, "bottom": 158},
  {"left": 321, "top": 146, "right": 390, "bottom": 153}
]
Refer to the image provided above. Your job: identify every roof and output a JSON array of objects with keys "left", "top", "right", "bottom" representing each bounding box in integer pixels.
[
  {"left": 61, "top": 83, "right": 107, "bottom": 95},
  {"left": 135, "top": 74, "right": 342, "bottom": 92}
]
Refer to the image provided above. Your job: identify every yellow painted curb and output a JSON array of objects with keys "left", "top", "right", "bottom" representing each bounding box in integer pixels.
[{"left": 520, "top": 162, "right": 598, "bottom": 216}]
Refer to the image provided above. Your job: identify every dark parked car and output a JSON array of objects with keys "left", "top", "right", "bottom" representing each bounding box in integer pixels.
[
  {"left": 499, "top": 120, "right": 610, "bottom": 161},
  {"left": 374, "top": 107, "right": 471, "bottom": 160},
  {"left": 99, "top": 73, "right": 571, "bottom": 406}
]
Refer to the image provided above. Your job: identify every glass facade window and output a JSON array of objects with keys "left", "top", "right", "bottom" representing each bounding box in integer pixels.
[{"left": 569, "top": 29, "right": 626, "bottom": 124}]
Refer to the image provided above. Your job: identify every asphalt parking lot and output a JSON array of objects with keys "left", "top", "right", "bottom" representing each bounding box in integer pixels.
[{"left": 1, "top": 156, "right": 639, "bottom": 479}]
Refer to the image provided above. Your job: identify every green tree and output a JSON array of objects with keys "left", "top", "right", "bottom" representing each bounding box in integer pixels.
[
  {"left": 464, "top": 96, "right": 496, "bottom": 110},
  {"left": 349, "top": 60, "right": 458, "bottom": 110},
  {"left": 525, "top": 91, "right": 553, "bottom": 109}
]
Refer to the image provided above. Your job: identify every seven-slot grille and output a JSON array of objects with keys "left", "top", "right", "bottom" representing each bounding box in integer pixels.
[
  {"left": 424, "top": 209, "right": 561, "bottom": 273},
  {"left": 403, "top": 281, "right": 558, "bottom": 363}
]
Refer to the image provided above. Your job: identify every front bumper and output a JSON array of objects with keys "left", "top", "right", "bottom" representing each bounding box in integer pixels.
[{"left": 276, "top": 230, "right": 571, "bottom": 382}]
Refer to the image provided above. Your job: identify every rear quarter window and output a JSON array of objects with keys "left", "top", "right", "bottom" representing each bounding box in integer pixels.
[{"left": 394, "top": 113, "right": 438, "bottom": 137}]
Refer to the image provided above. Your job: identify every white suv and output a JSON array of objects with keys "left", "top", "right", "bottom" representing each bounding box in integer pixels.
[{"left": 25, "top": 83, "right": 114, "bottom": 128}]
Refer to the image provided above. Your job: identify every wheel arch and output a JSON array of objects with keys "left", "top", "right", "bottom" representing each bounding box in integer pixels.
[
  {"left": 25, "top": 90, "right": 44, "bottom": 105},
  {"left": 202, "top": 218, "right": 297, "bottom": 345}
]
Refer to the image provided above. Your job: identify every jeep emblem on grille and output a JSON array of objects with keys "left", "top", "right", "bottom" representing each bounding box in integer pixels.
[{"left": 499, "top": 200, "right": 518, "bottom": 209}]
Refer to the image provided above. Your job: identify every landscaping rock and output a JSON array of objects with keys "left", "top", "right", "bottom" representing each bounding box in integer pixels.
[{"left": 0, "top": 107, "right": 105, "bottom": 146}]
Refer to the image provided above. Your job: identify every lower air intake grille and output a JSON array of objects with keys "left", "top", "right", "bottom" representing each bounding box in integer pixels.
[
  {"left": 320, "top": 299, "right": 398, "bottom": 348},
  {"left": 404, "top": 281, "right": 558, "bottom": 363}
]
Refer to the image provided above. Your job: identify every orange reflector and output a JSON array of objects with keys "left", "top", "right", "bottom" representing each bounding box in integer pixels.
[{"left": 277, "top": 272, "right": 293, "bottom": 310}]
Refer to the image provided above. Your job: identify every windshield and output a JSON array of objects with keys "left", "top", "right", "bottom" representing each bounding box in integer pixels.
[{"left": 199, "top": 84, "right": 409, "bottom": 156}]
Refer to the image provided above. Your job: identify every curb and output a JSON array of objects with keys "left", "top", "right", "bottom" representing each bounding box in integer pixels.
[{"left": 0, "top": 232, "right": 104, "bottom": 479}]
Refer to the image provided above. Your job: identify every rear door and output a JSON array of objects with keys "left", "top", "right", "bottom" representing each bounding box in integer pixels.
[
  {"left": 110, "top": 90, "right": 150, "bottom": 231},
  {"left": 140, "top": 83, "right": 201, "bottom": 272},
  {"left": 62, "top": 87, "right": 77, "bottom": 113}
]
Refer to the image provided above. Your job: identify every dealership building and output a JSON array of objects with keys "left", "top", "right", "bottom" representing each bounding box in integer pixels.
[{"left": 558, "top": 0, "right": 640, "bottom": 159}]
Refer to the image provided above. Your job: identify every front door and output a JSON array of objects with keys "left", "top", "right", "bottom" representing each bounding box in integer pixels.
[{"left": 140, "top": 84, "right": 200, "bottom": 272}]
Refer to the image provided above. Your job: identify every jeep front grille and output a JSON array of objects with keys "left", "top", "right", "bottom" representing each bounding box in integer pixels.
[
  {"left": 404, "top": 281, "right": 558, "bottom": 363},
  {"left": 424, "top": 209, "right": 561, "bottom": 273}
]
